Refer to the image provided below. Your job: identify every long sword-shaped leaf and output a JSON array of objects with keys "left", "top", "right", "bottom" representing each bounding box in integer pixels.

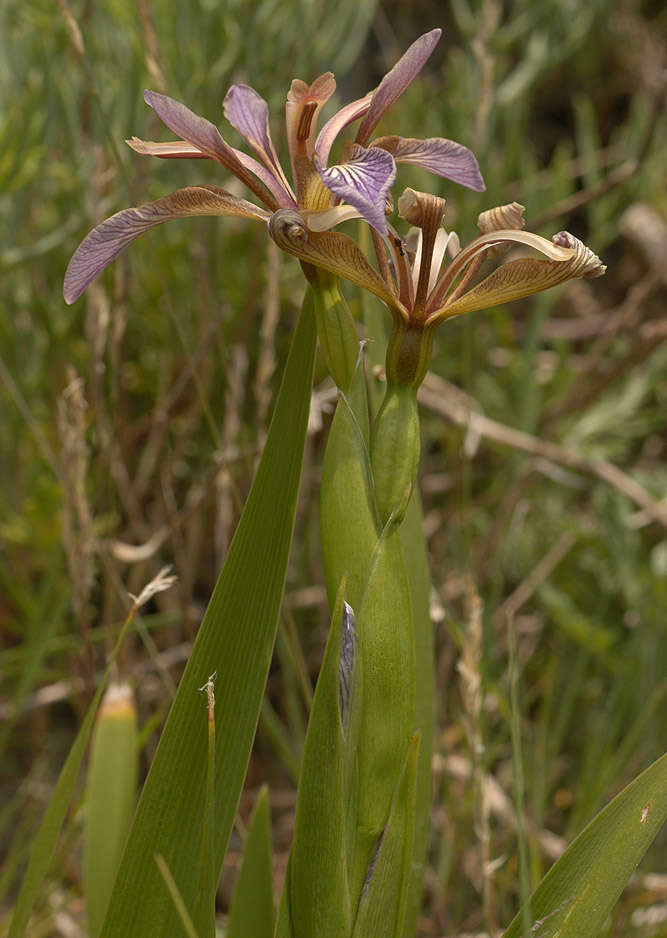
[
  {"left": 503, "top": 752, "right": 667, "bottom": 937},
  {"left": 99, "top": 295, "right": 316, "bottom": 938}
]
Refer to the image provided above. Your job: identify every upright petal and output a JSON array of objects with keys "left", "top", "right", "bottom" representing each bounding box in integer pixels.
[
  {"left": 285, "top": 73, "right": 337, "bottom": 179},
  {"left": 63, "top": 186, "right": 269, "bottom": 304},
  {"left": 143, "top": 90, "right": 280, "bottom": 210},
  {"left": 373, "top": 135, "right": 485, "bottom": 191},
  {"left": 314, "top": 92, "right": 373, "bottom": 166},
  {"left": 355, "top": 29, "right": 442, "bottom": 146},
  {"left": 223, "top": 84, "right": 295, "bottom": 201},
  {"left": 317, "top": 144, "right": 396, "bottom": 236}
]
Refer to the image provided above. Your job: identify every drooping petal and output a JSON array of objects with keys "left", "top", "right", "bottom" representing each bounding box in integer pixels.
[
  {"left": 373, "top": 135, "right": 485, "bottom": 191},
  {"left": 267, "top": 209, "right": 405, "bottom": 317},
  {"left": 428, "top": 231, "right": 605, "bottom": 323},
  {"left": 143, "top": 90, "right": 280, "bottom": 210},
  {"left": 285, "top": 73, "right": 337, "bottom": 180},
  {"left": 355, "top": 29, "right": 442, "bottom": 146},
  {"left": 223, "top": 84, "right": 295, "bottom": 200},
  {"left": 314, "top": 92, "right": 373, "bottom": 165},
  {"left": 63, "top": 186, "right": 270, "bottom": 304},
  {"left": 317, "top": 144, "right": 396, "bottom": 236}
]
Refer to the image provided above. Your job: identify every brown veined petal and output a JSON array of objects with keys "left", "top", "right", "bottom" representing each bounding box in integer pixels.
[
  {"left": 428, "top": 232, "right": 605, "bottom": 323},
  {"left": 63, "top": 185, "right": 270, "bottom": 304},
  {"left": 267, "top": 209, "right": 406, "bottom": 318}
]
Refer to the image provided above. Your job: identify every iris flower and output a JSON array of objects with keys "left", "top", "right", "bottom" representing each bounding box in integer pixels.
[
  {"left": 63, "top": 28, "right": 485, "bottom": 304},
  {"left": 270, "top": 187, "right": 605, "bottom": 386}
]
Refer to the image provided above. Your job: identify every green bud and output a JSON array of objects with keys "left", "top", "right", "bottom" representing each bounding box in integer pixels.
[
  {"left": 370, "top": 382, "right": 420, "bottom": 526},
  {"left": 385, "top": 318, "right": 435, "bottom": 389}
]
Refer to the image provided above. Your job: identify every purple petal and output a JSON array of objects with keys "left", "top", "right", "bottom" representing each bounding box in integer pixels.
[
  {"left": 374, "top": 135, "right": 486, "bottom": 191},
  {"left": 356, "top": 29, "right": 442, "bottom": 145},
  {"left": 63, "top": 186, "right": 269, "bottom": 304},
  {"left": 317, "top": 145, "right": 396, "bottom": 236},
  {"left": 223, "top": 84, "right": 294, "bottom": 198},
  {"left": 314, "top": 92, "right": 373, "bottom": 165},
  {"left": 144, "top": 90, "right": 280, "bottom": 210}
]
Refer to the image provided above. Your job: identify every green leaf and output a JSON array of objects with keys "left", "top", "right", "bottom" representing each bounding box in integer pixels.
[
  {"left": 9, "top": 679, "right": 110, "bottom": 938},
  {"left": 400, "top": 490, "right": 433, "bottom": 938},
  {"left": 226, "top": 787, "right": 274, "bottom": 938},
  {"left": 320, "top": 351, "right": 378, "bottom": 611},
  {"left": 99, "top": 295, "right": 316, "bottom": 938},
  {"left": 353, "top": 732, "right": 420, "bottom": 938},
  {"left": 349, "top": 526, "right": 415, "bottom": 906},
  {"left": 503, "top": 752, "right": 667, "bottom": 937},
  {"left": 277, "top": 580, "right": 356, "bottom": 938}
]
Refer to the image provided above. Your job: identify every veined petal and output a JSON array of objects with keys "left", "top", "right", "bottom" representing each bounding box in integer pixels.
[
  {"left": 127, "top": 137, "right": 210, "bottom": 159},
  {"left": 223, "top": 84, "right": 295, "bottom": 200},
  {"left": 143, "top": 90, "right": 280, "bottom": 210},
  {"left": 428, "top": 231, "right": 605, "bottom": 323},
  {"left": 314, "top": 92, "right": 373, "bottom": 165},
  {"left": 373, "top": 135, "right": 485, "bottom": 191},
  {"left": 356, "top": 29, "right": 442, "bottom": 146},
  {"left": 63, "top": 186, "right": 269, "bottom": 304},
  {"left": 267, "top": 209, "right": 405, "bottom": 316},
  {"left": 285, "top": 73, "right": 337, "bottom": 178},
  {"left": 317, "top": 144, "right": 396, "bottom": 236}
]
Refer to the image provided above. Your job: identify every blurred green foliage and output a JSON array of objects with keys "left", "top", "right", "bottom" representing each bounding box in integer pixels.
[{"left": 1, "top": 0, "right": 666, "bottom": 934}]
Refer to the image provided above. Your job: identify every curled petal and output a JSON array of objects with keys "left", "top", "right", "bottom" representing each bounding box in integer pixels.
[
  {"left": 223, "top": 84, "right": 294, "bottom": 199},
  {"left": 267, "top": 209, "right": 405, "bottom": 316},
  {"left": 374, "top": 135, "right": 485, "bottom": 191},
  {"left": 317, "top": 144, "right": 396, "bottom": 236},
  {"left": 478, "top": 201, "right": 525, "bottom": 232},
  {"left": 356, "top": 29, "right": 442, "bottom": 146},
  {"left": 63, "top": 186, "right": 269, "bottom": 304},
  {"left": 144, "top": 90, "right": 279, "bottom": 210},
  {"left": 429, "top": 231, "right": 606, "bottom": 323}
]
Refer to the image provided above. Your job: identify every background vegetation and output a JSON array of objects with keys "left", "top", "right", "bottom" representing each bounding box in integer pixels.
[{"left": 1, "top": 0, "right": 666, "bottom": 934}]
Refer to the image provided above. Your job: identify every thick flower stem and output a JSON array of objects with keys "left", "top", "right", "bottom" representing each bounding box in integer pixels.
[{"left": 304, "top": 264, "right": 359, "bottom": 392}]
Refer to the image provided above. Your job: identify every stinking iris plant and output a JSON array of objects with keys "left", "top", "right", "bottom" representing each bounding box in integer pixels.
[{"left": 62, "top": 26, "right": 606, "bottom": 938}]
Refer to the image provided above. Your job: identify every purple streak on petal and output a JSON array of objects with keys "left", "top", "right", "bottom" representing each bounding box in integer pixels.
[
  {"left": 356, "top": 29, "right": 442, "bottom": 146},
  {"left": 63, "top": 186, "right": 269, "bottom": 304},
  {"left": 317, "top": 144, "right": 396, "bottom": 236},
  {"left": 223, "top": 84, "right": 294, "bottom": 198},
  {"left": 377, "top": 135, "right": 486, "bottom": 191},
  {"left": 314, "top": 92, "right": 373, "bottom": 165},
  {"left": 143, "top": 90, "right": 280, "bottom": 210}
]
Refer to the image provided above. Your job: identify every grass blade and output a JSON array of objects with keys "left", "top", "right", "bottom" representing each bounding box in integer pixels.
[
  {"left": 503, "top": 752, "right": 667, "bottom": 937},
  {"left": 226, "top": 787, "right": 274, "bottom": 938}
]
